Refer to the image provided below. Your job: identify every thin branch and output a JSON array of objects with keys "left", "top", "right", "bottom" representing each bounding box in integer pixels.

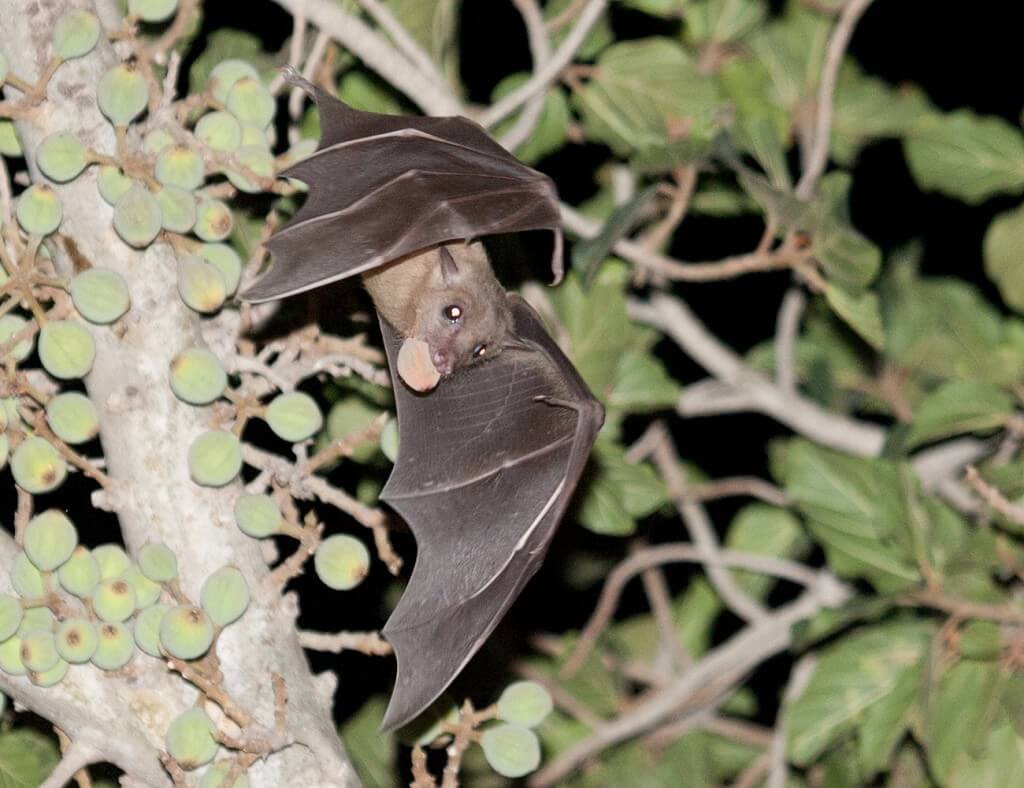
[
  {"left": 794, "top": 0, "right": 877, "bottom": 199},
  {"left": 39, "top": 740, "right": 99, "bottom": 788},
  {"left": 480, "top": 0, "right": 608, "bottom": 127},
  {"left": 964, "top": 465, "right": 1024, "bottom": 524},
  {"left": 686, "top": 476, "right": 788, "bottom": 507},
  {"left": 562, "top": 542, "right": 828, "bottom": 677},
  {"left": 298, "top": 629, "right": 393, "bottom": 656},
  {"left": 774, "top": 288, "right": 805, "bottom": 395},
  {"left": 651, "top": 425, "right": 768, "bottom": 624},
  {"left": 768, "top": 655, "right": 816, "bottom": 788},
  {"left": 357, "top": 0, "right": 449, "bottom": 91},
  {"left": 499, "top": 0, "right": 553, "bottom": 151}
]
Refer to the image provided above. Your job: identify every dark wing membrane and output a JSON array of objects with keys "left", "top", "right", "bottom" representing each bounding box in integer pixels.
[
  {"left": 378, "top": 295, "right": 603, "bottom": 731},
  {"left": 242, "top": 85, "right": 563, "bottom": 302}
]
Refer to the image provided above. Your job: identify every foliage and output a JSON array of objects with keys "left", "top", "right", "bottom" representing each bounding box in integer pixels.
[{"left": 1, "top": 0, "right": 1023, "bottom": 786}]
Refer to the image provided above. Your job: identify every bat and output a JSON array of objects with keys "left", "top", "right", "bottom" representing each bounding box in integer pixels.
[{"left": 242, "top": 76, "right": 603, "bottom": 731}]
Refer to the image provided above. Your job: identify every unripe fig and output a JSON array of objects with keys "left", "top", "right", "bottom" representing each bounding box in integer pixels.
[
  {"left": 326, "top": 397, "right": 383, "bottom": 463},
  {"left": 138, "top": 542, "right": 179, "bottom": 583},
  {"left": 160, "top": 605, "right": 214, "bottom": 660},
  {"left": 29, "top": 657, "right": 68, "bottom": 687},
  {"left": 266, "top": 391, "right": 323, "bottom": 443},
  {"left": 195, "top": 111, "right": 242, "bottom": 152},
  {"left": 58, "top": 546, "right": 101, "bottom": 598},
  {"left": 233, "top": 494, "right": 282, "bottom": 538},
  {"left": 38, "top": 320, "right": 95, "bottom": 379},
  {"left": 11, "top": 437, "right": 67, "bottom": 494},
  {"left": 144, "top": 128, "right": 175, "bottom": 156},
  {"left": 11, "top": 552, "right": 44, "bottom": 598},
  {"left": 113, "top": 183, "right": 162, "bottom": 247},
  {"left": 24, "top": 509, "right": 78, "bottom": 571},
  {"left": 157, "top": 185, "right": 197, "bottom": 233},
  {"left": 480, "top": 723, "right": 541, "bottom": 779},
  {"left": 98, "top": 64, "right": 149, "bottom": 126},
  {"left": 166, "top": 707, "right": 218, "bottom": 769},
  {"left": 239, "top": 123, "right": 270, "bottom": 150},
  {"left": 200, "top": 566, "right": 249, "bottom": 627},
  {"left": 55, "top": 617, "right": 98, "bottom": 663},
  {"left": 209, "top": 60, "right": 259, "bottom": 104},
  {"left": 178, "top": 256, "right": 227, "bottom": 313},
  {"left": 70, "top": 268, "right": 131, "bottom": 324},
  {"left": 91, "top": 621, "right": 135, "bottom": 670},
  {"left": 20, "top": 629, "right": 60, "bottom": 673},
  {"left": 381, "top": 418, "right": 399, "bottom": 462},
  {"left": 0, "top": 595, "right": 23, "bottom": 642},
  {"left": 169, "top": 348, "right": 227, "bottom": 405},
  {"left": 225, "top": 146, "right": 274, "bottom": 193},
  {"left": 188, "top": 430, "right": 241, "bottom": 487},
  {"left": 18, "top": 608, "right": 54, "bottom": 638},
  {"left": 226, "top": 78, "right": 275, "bottom": 128},
  {"left": 122, "top": 565, "right": 163, "bottom": 608},
  {"left": 16, "top": 184, "right": 62, "bottom": 236},
  {"left": 194, "top": 198, "right": 233, "bottom": 242},
  {"left": 52, "top": 9, "right": 101, "bottom": 59},
  {"left": 200, "top": 761, "right": 251, "bottom": 788},
  {"left": 0, "top": 314, "right": 33, "bottom": 361},
  {"left": 92, "top": 577, "right": 137, "bottom": 623},
  {"left": 0, "top": 120, "right": 21, "bottom": 156},
  {"left": 496, "top": 681, "right": 553, "bottom": 727},
  {"left": 198, "top": 244, "right": 241, "bottom": 295},
  {"left": 92, "top": 544, "right": 132, "bottom": 581},
  {"left": 314, "top": 534, "right": 370, "bottom": 591},
  {"left": 129, "top": 0, "right": 179, "bottom": 23},
  {"left": 36, "top": 132, "right": 88, "bottom": 182},
  {"left": 46, "top": 392, "right": 99, "bottom": 444},
  {"left": 133, "top": 603, "right": 170, "bottom": 657},
  {"left": 156, "top": 146, "right": 205, "bottom": 191},
  {"left": 97, "top": 166, "right": 133, "bottom": 204},
  {"left": 0, "top": 637, "right": 27, "bottom": 675}
]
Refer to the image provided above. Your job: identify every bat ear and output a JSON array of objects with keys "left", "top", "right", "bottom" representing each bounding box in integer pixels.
[{"left": 439, "top": 245, "right": 460, "bottom": 287}]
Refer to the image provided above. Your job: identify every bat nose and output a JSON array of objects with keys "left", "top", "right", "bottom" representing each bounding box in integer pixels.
[{"left": 432, "top": 349, "right": 453, "bottom": 375}]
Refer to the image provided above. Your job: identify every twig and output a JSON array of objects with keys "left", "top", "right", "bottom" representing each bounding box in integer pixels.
[
  {"left": 499, "top": 0, "right": 553, "bottom": 151},
  {"left": 768, "top": 655, "right": 816, "bottom": 788},
  {"left": 898, "top": 586, "right": 1024, "bottom": 625},
  {"left": 298, "top": 629, "right": 393, "bottom": 656},
  {"left": 480, "top": 0, "right": 608, "bottom": 128},
  {"left": 686, "top": 477, "right": 788, "bottom": 507},
  {"left": 774, "top": 288, "right": 805, "bottom": 395},
  {"left": 411, "top": 747, "right": 437, "bottom": 787},
  {"left": 964, "top": 465, "right": 1024, "bottom": 524},
  {"left": 794, "top": 0, "right": 877, "bottom": 199},
  {"left": 651, "top": 423, "right": 768, "bottom": 624},
  {"left": 562, "top": 543, "right": 827, "bottom": 677},
  {"left": 634, "top": 540, "right": 691, "bottom": 671}
]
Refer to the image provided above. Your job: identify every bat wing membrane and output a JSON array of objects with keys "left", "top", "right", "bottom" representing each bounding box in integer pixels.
[
  {"left": 243, "top": 84, "right": 563, "bottom": 302},
  {"left": 378, "top": 295, "right": 603, "bottom": 731}
]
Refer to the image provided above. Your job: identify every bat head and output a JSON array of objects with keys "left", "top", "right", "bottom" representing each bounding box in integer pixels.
[{"left": 409, "top": 244, "right": 514, "bottom": 378}]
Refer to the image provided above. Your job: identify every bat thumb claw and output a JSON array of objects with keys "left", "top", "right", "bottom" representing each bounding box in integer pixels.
[{"left": 278, "top": 66, "right": 317, "bottom": 97}]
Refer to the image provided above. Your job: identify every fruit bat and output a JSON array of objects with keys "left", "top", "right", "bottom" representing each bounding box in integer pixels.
[{"left": 242, "top": 76, "right": 603, "bottom": 731}]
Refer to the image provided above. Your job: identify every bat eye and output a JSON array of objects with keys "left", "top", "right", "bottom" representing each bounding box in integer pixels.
[
  {"left": 473, "top": 344, "right": 487, "bottom": 358},
  {"left": 443, "top": 305, "right": 462, "bottom": 322}
]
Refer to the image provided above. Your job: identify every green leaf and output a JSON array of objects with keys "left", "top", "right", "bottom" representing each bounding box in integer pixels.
[
  {"left": 340, "top": 696, "right": 398, "bottom": 788},
  {"left": 607, "top": 347, "right": 680, "bottom": 412},
  {"left": 0, "top": 729, "right": 60, "bottom": 788},
  {"left": 577, "top": 440, "right": 668, "bottom": 535},
  {"left": 571, "top": 186, "right": 658, "bottom": 280},
  {"left": 925, "top": 660, "right": 1006, "bottom": 784},
  {"left": 733, "top": 115, "right": 791, "bottom": 190},
  {"left": 783, "top": 442, "right": 920, "bottom": 591},
  {"left": 573, "top": 38, "right": 722, "bottom": 158},
  {"left": 883, "top": 262, "right": 1024, "bottom": 385},
  {"left": 683, "top": 0, "right": 767, "bottom": 44},
  {"left": 384, "top": 0, "right": 459, "bottom": 80},
  {"left": 831, "top": 63, "right": 932, "bottom": 165},
  {"left": 905, "top": 380, "right": 1013, "bottom": 448},
  {"left": 746, "top": 4, "right": 830, "bottom": 114},
  {"left": 824, "top": 284, "right": 884, "bottom": 349},
  {"left": 904, "top": 110, "right": 1024, "bottom": 204},
  {"left": 724, "top": 504, "right": 809, "bottom": 600},
  {"left": 491, "top": 75, "right": 571, "bottom": 165},
  {"left": 617, "top": 0, "right": 685, "bottom": 18},
  {"left": 785, "top": 621, "right": 931, "bottom": 765},
  {"left": 966, "top": 721, "right": 1024, "bottom": 788},
  {"left": 815, "top": 222, "right": 882, "bottom": 291},
  {"left": 547, "top": 0, "right": 613, "bottom": 59},
  {"left": 984, "top": 204, "right": 1024, "bottom": 314},
  {"left": 337, "top": 70, "right": 404, "bottom": 115}
]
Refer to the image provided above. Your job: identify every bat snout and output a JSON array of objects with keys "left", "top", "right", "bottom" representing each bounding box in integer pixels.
[{"left": 431, "top": 348, "right": 454, "bottom": 376}]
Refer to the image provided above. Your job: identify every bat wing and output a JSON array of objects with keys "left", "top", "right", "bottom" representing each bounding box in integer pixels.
[
  {"left": 377, "top": 295, "right": 603, "bottom": 731},
  {"left": 243, "top": 82, "right": 564, "bottom": 302}
]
